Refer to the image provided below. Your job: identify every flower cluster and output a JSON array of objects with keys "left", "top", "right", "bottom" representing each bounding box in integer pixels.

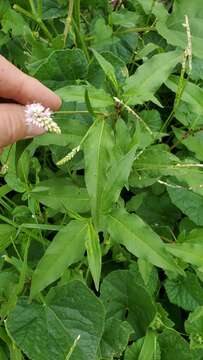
[
  {"left": 25, "top": 103, "right": 61, "bottom": 134},
  {"left": 57, "top": 145, "right": 81, "bottom": 166}
]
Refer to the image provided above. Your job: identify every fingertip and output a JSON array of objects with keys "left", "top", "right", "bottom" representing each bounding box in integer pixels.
[{"left": 51, "top": 93, "right": 62, "bottom": 111}]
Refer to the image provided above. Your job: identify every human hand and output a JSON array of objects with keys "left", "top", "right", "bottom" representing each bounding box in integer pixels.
[{"left": 0, "top": 55, "right": 61, "bottom": 154}]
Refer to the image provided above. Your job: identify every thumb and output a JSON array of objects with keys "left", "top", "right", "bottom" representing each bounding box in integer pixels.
[{"left": 0, "top": 103, "right": 45, "bottom": 148}]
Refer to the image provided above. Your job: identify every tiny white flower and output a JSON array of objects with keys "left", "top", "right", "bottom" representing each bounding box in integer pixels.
[
  {"left": 57, "top": 145, "right": 81, "bottom": 166},
  {"left": 25, "top": 103, "right": 61, "bottom": 134}
]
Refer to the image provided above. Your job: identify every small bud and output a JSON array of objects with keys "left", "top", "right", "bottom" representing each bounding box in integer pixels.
[{"left": 0, "top": 164, "right": 8, "bottom": 175}]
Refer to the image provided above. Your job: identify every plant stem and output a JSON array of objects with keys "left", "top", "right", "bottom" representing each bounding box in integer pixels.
[
  {"left": 65, "top": 335, "right": 80, "bottom": 360},
  {"left": 37, "top": 0, "right": 43, "bottom": 18},
  {"left": 28, "top": 0, "right": 37, "bottom": 15},
  {"left": 13, "top": 4, "right": 36, "bottom": 21},
  {"left": 114, "top": 26, "right": 155, "bottom": 36},
  {"left": 64, "top": 0, "right": 74, "bottom": 47},
  {"left": 37, "top": 18, "right": 53, "bottom": 41},
  {"left": 56, "top": 110, "right": 109, "bottom": 116},
  {"left": 15, "top": 2, "right": 52, "bottom": 42},
  {"left": 74, "top": 0, "right": 80, "bottom": 32}
]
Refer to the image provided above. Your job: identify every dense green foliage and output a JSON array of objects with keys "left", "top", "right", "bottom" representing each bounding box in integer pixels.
[{"left": 1, "top": 0, "right": 203, "bottom": 358}]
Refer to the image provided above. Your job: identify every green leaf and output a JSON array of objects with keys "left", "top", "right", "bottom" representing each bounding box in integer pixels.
[
  {"left": 31, "top": 178, "right": 90, "bottom": 214},
  {"left": 83, "top": 118, "right": 114, "bottom": 229},
  {"left": 30, "top": 220, "right": 88, "bottom": 298},
  {"left": 158, "top": 329, "right": 198, "bottom": 360},
  {"left": 56, "top": 85, "right": 114, "bottom": 109},
  {"left": 138, "top": 330, "right": 158, "bottom": 360},
  {"left": 165, "top": 272, "right": 203, "bottom": 311},
  {"left": 173, "top": 128, "right": 203, "bottom": 161},
  {"left": 185, "top": 306, "right": 203, "bottom": 349},
  {"left": 140, "top": 110, "right": 163, "bottom": 132},
  {"left": 88, "top": 51, "right": 128, "bottom": 88},
  {"left": 92, "top": 18, "right": 138, "bottom": 62},
  {"left": 32, "top": 49, "right": 88, "bottom": 87},
  {"left": 107, "top": 208, "right": 183, "bottom": 274},
  {"left": 2, "top": 9, "right": 30, "bottom": 37},
  {"left": 41, "top": 0, "right": 66, "bottom": 19},
  {"left": 100, "top": 269, "right": 156, "bottom": 338},
  {"left": 168, "top": 186, "right": 203, "bottom": 226},
  {"left": 101, "top": 144, "right": 138, "bottom": 214},
  {"left": 100, "top": 318, "right": 133, "bottom": 359},
  {"left": 0, "top": 225, "right": 16, "bottom": 252},
  {"left": 124, "top": 339, "right": 143, "bottom": 360},
  {"left": 0, "top": 271, "right": 18, "bottom": 299},
  {"left": 0, "top": 346, "right": 7, "bottom": 360},
  {"left": 7, "top": 281, "right": 105, "bottom": 360},
  {"left": 115, "top": 118, "right": 132, "bottom": 154},
  {"left": 166, "top": 75, "right": 203, "bottom": 116},
  {"left": 137, "top": 0, "right": 155, "bottom": 14},
  {"left": 91, "top": 48, "right": 118, "bottom": 91},
  {"left": 166, "top": 229, "right": 203, "bottom": 268},
  {"left": 156, "top": 0, "right": 203, "bottom": 59},
  {"left": 123, "top": 50, "right": 182, "bottom": 105},
  {"left": 125, "top": 336, "right": 161, "bottom": 360},
  {"left": 85, "top": 222, "right": 101, "bottom": 291},
  {"left": 174, "top": 101, "right": 203, "bottom": 129},
  {"left": 130, "top": 262, "right": 159, "bottom": 297},
  {"left": 129, "top": 191, "right": 181, "bottom": 228},
  {"left": 0, "top": 0, "right": 10, "bottom": 18},
  {"left": 110, "top": 9, "right": 141, "bottom": 27}
]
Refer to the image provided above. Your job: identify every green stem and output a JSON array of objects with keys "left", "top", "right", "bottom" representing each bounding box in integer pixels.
[
  {"left": 37, "top": 0, "right": 43, "bottom": 18},
  {"left": 72, "top": 19, "right": 90, "bottom": 61},
  {"left": 37, "top": 18, "right": 53, "bottom": 41},
  {"left": 114, "top": 26, "right": 155, "bottom": 36},
  {"left": 13, "top": 4, "right": 36, "bottom": 21},
  {"left": 74, "top": 0, "right": 80, "bottom": 32},
  {"left": 64, "top": 0, "right": 74, "bottom": 47},
  {"left": 14, "top": 4, "right": 53, "bottom": 42},
  {"left": 28, "top": 0, "right": 37, "bottom": 15},
  {"left": 56, "top": 110, "right": 109, "bottom": 116},
  {"left": 37, "top": 0, "right": 42, "bottom": 18}
]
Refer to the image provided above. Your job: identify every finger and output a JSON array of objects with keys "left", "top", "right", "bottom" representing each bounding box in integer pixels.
[
  {"left": 0, "top": 147, "right": 3, "bottom": 155},
  {"left": 0, "top": 55, "right": 61, "bottom": 110},
  {"left": 0, "top": 103, "right": 45, "bottom": 148}
]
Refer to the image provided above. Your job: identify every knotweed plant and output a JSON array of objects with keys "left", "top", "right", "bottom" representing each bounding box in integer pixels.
[{"left": 1, "top": 1, "right": 203, "bottom": 360}]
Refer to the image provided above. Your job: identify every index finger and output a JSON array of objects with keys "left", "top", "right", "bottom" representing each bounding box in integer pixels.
[{"left": 0, "top": 55, "right": 61, "bottom": 110}]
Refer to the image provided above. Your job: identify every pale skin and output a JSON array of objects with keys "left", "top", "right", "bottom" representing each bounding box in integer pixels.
[{"left": 0, "top": 55, "right": 61, "bottom": 155}]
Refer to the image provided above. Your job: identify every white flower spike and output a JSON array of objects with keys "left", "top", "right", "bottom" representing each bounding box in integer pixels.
[{"left": 25, "top": 103, "right": 61, "bottom": 134}]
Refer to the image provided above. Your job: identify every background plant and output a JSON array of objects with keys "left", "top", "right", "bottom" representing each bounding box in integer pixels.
[{"left": 1, "top": 0, "right": 203, "bottom": 359}]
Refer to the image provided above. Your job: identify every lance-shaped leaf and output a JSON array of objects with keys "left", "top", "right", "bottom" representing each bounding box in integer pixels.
[
  {"left": 166, "top": 75, "right": 203, "bottom": 116},
  {"left": 30, "top": 220, "right": 88, "bottom": 298},
  {"left": 107, "top": 208, "right": 183, "bottom": 274},
  {"left": 101, "top": 144, "right": 138, "bottom": 213},
  {"left": 91, "top": 48, "right": 118, "bottom": 91},
  {"left": 85, "top": 221, "right": 101, "bottom": 291},
  {"left": 123, "top": 50, "right": 182, "bottom": 106},
  {"left": 83, "top": 118, "right": 114, "bottom": 229},
  {"left": 138, "top": 330, "right": 158, "bottom": 360}
]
